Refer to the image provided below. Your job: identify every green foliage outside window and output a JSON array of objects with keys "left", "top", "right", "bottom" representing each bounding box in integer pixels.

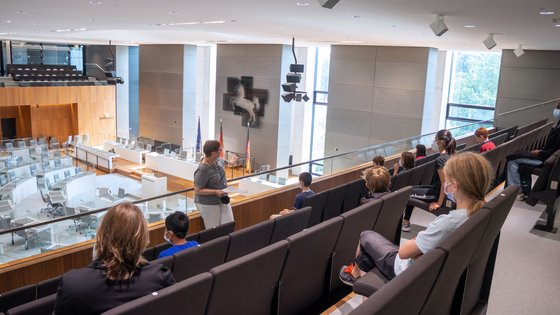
[{"left": 450, "top": 52, "right": 501, "bottom": 107}]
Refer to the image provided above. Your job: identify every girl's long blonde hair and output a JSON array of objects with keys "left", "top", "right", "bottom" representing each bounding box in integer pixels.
[{"left": 444, "top": 152, "right": 493, "bottom": 216}]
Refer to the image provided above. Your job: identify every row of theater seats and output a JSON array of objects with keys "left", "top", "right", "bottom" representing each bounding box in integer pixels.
[
  {"left": 351, "top": 185, "right": 518, "bottom": 315},
  {"left": 7, "top": 64, "right": 87, "bottom": 82},
  {"left": 0, "top": 119, "right": 551, "bottom": 314},
  {"left": 0, "top": 186, "right": 413, "bottom": 315},
  {"left": 397, "top": 120, "right": 552, "bottom": 216}
]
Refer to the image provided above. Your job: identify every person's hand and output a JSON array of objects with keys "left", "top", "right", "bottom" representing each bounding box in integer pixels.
[
  {"left": 429, "top": 202, "right": 441, "bottom": 211},
  {"left": 279, "top": 209, "right": 291, "bottom": 215},
  {"left": 393, "top": 163, "right": 399, "bottom": 173},
  {"left": 215, "top": 190, "right": 225, "bottom": 197},
  {"left": 530, "top": 150, "right": 541, "bottom": 156}
]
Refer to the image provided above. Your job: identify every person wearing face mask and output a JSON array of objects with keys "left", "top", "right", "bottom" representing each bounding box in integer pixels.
[
  {"left": 158, "top": 211, "right": 199, "bottom": 259},
  {"left": 506, "top": 102, "right": 560, "bottom": 200},
  {"left": 401, "top": 129, "right": 457, "bottom": 232},
  {"left": 392, "top": 151, "right": 415, "bottom": 175},
  {"left": 339, "top": 152, "right": 492, "bottom": 285}
]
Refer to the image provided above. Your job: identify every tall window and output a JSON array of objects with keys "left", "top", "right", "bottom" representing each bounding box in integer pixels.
[
  {"left": 446, "top": 51, "right": 501, "bottom": 134},
  {"left": 309, "top": 47, "right": 330, "bottom": 175}
]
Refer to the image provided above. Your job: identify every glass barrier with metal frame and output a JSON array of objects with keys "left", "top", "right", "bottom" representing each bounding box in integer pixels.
[{"left": 0, "top": 98, "right": 558, "bottom": 265}]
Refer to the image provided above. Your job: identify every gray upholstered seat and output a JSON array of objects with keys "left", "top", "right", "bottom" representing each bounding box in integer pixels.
[
  {"left": 329, "top": 198, "right": 383, "bottom": 294},
  {"left": 206, "top": 241, "right": 289, "bottom": 315},
  {"left": 270, "top": 206, "right": 312, "bottom": 244},
  {"left": 172, "top": 235, "right": 229, "bottom": 282},
  {"left": 101, "top": 273, "right": 213, "bottom": 315},
  {"left": 277, "top": 217, "right": 343, "bottom": 315},
  {"left": 225, "top": 219, "right": 274, "bottom": 262},
  {"left": 198, "top": 221, "right": 235, "bottom": 243}
]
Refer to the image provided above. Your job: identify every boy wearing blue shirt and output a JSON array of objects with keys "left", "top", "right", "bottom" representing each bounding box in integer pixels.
[
  {"left": 158, "top": 211, "right": 199, "bottom": 258},
  {"left": 271, "top": 172, "right": 314, "bottom": 219}
]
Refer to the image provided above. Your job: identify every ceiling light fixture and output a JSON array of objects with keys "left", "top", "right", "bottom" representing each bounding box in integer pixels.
[
  {"left": 168, "top": 22, "right": 200, "bottom": 26},
  {"left": 317, "top": 0, "right": 340, "bottom": 9},
  {"left": 52, "top": 29, "right": 71, "bottom": 33},
  {"left": 483, "top": 33, "right": 497, "bottom": 50},
  {"left": 203, "top": 20, "right": 226, "bottom": 24},
  {"left": 553, "top": 19, "right": 560, "bottom": 27},
  {"left": 513, "top": 44, "right": 525, "bottom": 57},
  {"left": 89, "top": 1, "right": 103, "bottom": 5},
  {"left": 5, "top": 20, "right": 12, "bottom": 23},
  {"left": 429, "top": 15, "right": 448, "bottom": 37},
  {"left": 168, "top": 11, "right": 178, "bottom": 14},
  {"left": 296, "top": 2, "right": 310, "bottom": 6},
  {"left": 539, "top": 8, "right": 555, "bottom": 15},
  {"left": 16, "top": 10, "right": 27, "bottom": 14},
  {"left": 464, "top": 25, "right": 476, "bottom": 28}
]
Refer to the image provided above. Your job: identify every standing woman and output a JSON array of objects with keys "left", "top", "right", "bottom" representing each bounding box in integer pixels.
[
  {"left": 402, "top": 129, "right": 457, "bottom": 232},
  {"left": 54, "top": 202, "right": 175, "bottom": 314},
  {"left": 194, "top": 140, "right": 234, "bottom": 228}
]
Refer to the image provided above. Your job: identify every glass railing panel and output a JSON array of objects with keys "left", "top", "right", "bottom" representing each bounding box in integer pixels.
[{"left": 1, "top": 98, "right": 556, "bottom": 264}]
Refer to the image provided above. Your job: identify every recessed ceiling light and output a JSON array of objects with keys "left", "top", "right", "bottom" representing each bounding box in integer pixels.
[
  {"left": 52, "top": 29, "right": 71, "bottom": 32},
  {"left": 5, "top": 20, "right": 12, "bottom": 23},
  {"left": 32, "top": 23, "right": 41, "bottom": 26},
  {"left": 296, "top": 2, "right": 310, "bottom": 6},
  {"left": 464, "top": 25, "right": 476, "bottom": 28},
  {"left": 74, "top": 27, "right": 87, "bottom": 31},
  {"left": 351, "top": 15, "right": 360, "bottom": 19},
  {"left": 168, "top": 22, "right": 200, "bottom": 26},
  {"left": 169, "top": 11, "right": 178, "bottom": 14},
  {"left": 554, "top": 19, "right": 560, "bottom": 27},
  {"left": 0, "top": 32, "right": 12, "bottom": 35},
  {"left": 203, "top": 20, "right": 226, "bottom": 24},
  {"left": 89, "top": 1, "right": 103, "bottom": 4},
  {"left": 539, "top": 8, "right": 555, "bottom": 15},
  {"left": 16, "top": 10, "right": 27, "bottom": 14}
]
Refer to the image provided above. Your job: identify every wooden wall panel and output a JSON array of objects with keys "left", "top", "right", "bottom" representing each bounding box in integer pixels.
[
  {"left": 29, "top": 104, "right": 77, "bottom": 142},
  {"left": 0, "top": 86, "right": 116, "bottom": 145}
]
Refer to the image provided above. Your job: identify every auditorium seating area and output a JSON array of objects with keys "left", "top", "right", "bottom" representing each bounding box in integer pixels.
[
  {"left": 7, "top": 64, "right": 88, "bottom": 82},
  {"left": 0, "top": 118, "right": 556, "bottom": 315}
]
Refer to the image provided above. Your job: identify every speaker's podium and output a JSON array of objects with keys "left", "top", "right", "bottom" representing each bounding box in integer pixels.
[{"left": 141, "top": 173, "right": 167, "bottom": 198}]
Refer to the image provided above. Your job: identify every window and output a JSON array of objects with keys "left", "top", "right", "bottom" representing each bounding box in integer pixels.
[
  {"left": 309, "top": 47, "right": 330, "bottom": 175},
  {"left": 445, "top": 51, "right": 501, "bottom": 134}
]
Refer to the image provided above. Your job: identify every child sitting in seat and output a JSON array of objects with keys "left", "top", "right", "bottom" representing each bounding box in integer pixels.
[
  {"left": 158, "top": 211, "right": 199, "bottom": 258},
  {"left": 360, "top": 167, "right": 391, "bottom": 205},
  {"left": 270, "top": 172, "right": 314, "bottom": 219}
]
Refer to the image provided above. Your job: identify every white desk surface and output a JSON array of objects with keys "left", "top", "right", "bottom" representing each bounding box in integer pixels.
[
  {"left": 103, "top": 142, "right": 148, "bottom": 164},
  {"left": 238, "top": 178, "right": 283, "bottom": 196},
  {"left": 53, "top": 172, "right": 96, "bottom": 206},
  {"left": 145, "top": 152, "right": 199, "bottom": 181}
]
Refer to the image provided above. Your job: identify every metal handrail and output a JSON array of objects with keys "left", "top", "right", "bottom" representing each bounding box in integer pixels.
[{"left": 496, "top": 97, "right": 560, "bottom": 116}]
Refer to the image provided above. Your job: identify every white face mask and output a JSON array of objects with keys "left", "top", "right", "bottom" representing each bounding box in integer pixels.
[
  {"left": 431, "top": 140, "right": 440, "bottom": 152},
  {"left": 554, "top": 109, "right": 560, "bottom": 118},
  {"left": 163, "top": 231, "right": 172, "bottom": 244},
  {"left": 444, "top": 181, "right": 456, "bottom": 203}
]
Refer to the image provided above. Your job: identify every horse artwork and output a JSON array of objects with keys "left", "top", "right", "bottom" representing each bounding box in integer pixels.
[{"left": 223, "top": 76, "right": 268, "bottom": 128}]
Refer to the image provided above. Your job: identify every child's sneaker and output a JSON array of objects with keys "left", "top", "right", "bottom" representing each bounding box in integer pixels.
[
  {"left": 401, "top": 220, "right": 411, "bottom": 232},
  {"left": 339, "top": 263, "right": 358, "bottom": 286}
]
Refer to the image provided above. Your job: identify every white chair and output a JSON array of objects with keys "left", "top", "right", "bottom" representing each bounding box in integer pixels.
[{"left": 82, "top": 133, "right": 89, "bottom": 146}]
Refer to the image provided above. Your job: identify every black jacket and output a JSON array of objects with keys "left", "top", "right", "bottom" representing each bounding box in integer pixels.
[
  {"left": 538, "top": 124, "right": 560, "bottom": 161},
  {"left": 54, "top": 260, "right": 175, "bottom": 315}
]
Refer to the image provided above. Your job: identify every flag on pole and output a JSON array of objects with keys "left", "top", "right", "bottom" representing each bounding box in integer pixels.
[
  {"left": 219, "top": 118, "right": 224, "bottom": 158},
  {"left": 245, "top": 122, "right": 251, "bottom": 173},
  {"left": 196, "top": 116, "right": 201, "bottom": 153}
]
